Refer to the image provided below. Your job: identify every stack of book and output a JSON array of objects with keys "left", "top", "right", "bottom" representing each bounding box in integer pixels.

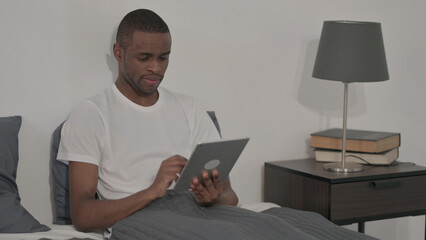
[{"left": 310, "top": 128, "right": 401, "bottom": 165}]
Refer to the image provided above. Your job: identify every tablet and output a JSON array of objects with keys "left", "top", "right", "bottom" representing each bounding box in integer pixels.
[{"left": 174, "top": 138, "right": 249, "bottom": 191}]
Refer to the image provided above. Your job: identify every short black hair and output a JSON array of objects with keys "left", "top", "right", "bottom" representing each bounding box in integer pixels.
[{"left": 116, "top": 9, "right": 170, "bottom": 49}]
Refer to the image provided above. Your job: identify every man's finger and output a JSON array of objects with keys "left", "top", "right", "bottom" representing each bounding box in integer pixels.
[{"left": 211, "top": 169, "right": 221, "bottom": 184}]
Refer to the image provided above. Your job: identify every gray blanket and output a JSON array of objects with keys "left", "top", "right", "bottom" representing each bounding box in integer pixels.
[{"left": 110, "top": 190, "right": 377, "bottom": 240}]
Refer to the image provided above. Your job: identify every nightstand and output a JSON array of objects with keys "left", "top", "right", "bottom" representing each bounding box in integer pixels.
[{"left": 264, "top": 159, "right": 426, "bottom": 238}]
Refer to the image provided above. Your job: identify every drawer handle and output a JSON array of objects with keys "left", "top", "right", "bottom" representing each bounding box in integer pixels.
[{"left": 372, "top": 180, "right": 401, "bottom": 189}]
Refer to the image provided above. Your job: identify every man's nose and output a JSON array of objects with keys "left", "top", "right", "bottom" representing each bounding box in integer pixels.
[{"left": 148, "top": 60, "right": 161, "bottom": 73}]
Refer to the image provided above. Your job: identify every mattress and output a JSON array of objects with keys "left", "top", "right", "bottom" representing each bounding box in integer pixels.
[{"left": 0, "top": 224, "right": 103, "bottom": 240}]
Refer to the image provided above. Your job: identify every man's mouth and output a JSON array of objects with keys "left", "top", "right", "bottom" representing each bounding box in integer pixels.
[{"left": 145, "top": 78, "right": 162, "bottom": 85}]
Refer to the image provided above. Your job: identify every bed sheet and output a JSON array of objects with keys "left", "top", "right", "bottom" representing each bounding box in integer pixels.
[
  {"left": 109, "top": 191, "right": 377, "bottom": 240},
  {"left": 0, "top": 224, "right": 103, "bottom": 240},
  {"left": 0, "top": 202, "right": 277, "bottom": 240}
]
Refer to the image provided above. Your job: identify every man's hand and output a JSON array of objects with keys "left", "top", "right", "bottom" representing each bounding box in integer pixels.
[
  {"left": 149, "top": 155, "right": 187, "bottom": 199},
  {"left": 190, "top": 169, "right": 223, "bottom": 206}
]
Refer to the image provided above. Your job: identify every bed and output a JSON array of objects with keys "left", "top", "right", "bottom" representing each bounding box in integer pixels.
[
  {"left": 0, "top": 115, "right": 377, "bottom": 239},
  {"left": 0, "top": 225, "right": 103, "bottom": 240}
]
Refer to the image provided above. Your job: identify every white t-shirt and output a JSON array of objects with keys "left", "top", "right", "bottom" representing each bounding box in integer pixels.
[{"left": 57, "top": 84, "right": 220, "bottom": 200}]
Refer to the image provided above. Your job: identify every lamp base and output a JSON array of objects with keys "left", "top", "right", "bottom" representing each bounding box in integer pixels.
[{"left": 323, "top": 162, "right": 364, "bottom": 173}]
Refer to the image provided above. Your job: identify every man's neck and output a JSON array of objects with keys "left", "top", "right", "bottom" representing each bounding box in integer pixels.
[{"left": 115, "top": 81, "right": 159, "bottom": 107}]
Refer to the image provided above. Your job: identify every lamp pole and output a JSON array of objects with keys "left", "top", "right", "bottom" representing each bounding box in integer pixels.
[
  {"left": 323, "top": 82, "right": 363, "bottom": 173},
  {"left": 341, "top": 82, "right": 348, "bottom": 170}
]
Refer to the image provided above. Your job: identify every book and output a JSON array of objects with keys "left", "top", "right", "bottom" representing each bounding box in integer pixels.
[
  {"left": 314, "top": 147, "right": 399, "bottom": 165},
  {"left": 310, "top": 128, "right": 400, "bottom": 153}
]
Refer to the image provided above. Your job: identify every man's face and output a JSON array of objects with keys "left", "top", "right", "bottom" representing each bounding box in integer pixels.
[{"left": 118, "top": 31, "right": 172, "bottom": 97}]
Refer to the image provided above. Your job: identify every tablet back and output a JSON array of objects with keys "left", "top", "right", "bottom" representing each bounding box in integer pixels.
[{"left": 174, "top": 138, "right": 249, "bottom": 191}]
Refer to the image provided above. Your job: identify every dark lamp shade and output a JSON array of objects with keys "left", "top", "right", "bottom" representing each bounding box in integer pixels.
[{"left": 312, "top": 21, "right": 389, "bottom": 83}]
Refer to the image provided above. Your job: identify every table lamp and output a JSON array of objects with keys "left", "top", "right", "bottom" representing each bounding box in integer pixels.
[{"left": 312, "top": 21, "right": 389, "bottom": 173}]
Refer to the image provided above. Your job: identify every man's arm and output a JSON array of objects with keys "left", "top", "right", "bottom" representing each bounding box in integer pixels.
[
  {"left": 69, "top": 162, "right": 156, "bottom": 231},
  {"left": 69, "top": 155, "right": 187, "bottom": 232}
]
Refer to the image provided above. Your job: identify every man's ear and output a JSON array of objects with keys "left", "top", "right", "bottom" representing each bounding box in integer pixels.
[{"left": 113, "top": 43, "right": 124, "bottom": 61}]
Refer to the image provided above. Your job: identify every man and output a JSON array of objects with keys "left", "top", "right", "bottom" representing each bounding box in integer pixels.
[{"left": 57, "top": 9, "right": 238, "bottom": 233}]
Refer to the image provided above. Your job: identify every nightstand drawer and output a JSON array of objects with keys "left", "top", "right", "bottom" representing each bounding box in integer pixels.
[{"left": 330, "top": 175, "right": 426, "bottom": 221}]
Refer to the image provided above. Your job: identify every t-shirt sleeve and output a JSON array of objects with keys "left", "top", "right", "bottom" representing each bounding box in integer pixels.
[{"left": 57, "top": 101, "right": 105, "bottom": 166}]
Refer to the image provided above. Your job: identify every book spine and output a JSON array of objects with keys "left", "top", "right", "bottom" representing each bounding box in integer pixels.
[
  {"left": 311, "top": 136, "right": 377, "bottom": 152},
  {"left": 314, "top": 147, "right": 398, "bottom": 165}
]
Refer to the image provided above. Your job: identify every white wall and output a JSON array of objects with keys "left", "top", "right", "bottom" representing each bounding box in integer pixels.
[{"left": 1, "top": 1, "right": 425, "bottom": 239}]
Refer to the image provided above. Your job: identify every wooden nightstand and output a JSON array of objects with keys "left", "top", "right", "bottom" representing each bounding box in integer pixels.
[{"left": 264, "top": 159, "right": 426, "bottom": 238}]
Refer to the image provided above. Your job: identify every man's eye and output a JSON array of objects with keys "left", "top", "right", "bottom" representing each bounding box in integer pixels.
[{"left": 159, "top": 57, "right": 169, "bottom": 62}]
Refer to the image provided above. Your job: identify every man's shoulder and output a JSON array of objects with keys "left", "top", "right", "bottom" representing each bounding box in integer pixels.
[
  {"left": 159, "top": 87, "right": 195, "bottom": 106},
  {"left": 88, "top": 85, "right": 113, "bottom": 102},
  {"left": 77, "top": 85, "right": 116, "bottom": 113},
  {"left": 68, "top": 85, "right": 112, "bottom": 118}
]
